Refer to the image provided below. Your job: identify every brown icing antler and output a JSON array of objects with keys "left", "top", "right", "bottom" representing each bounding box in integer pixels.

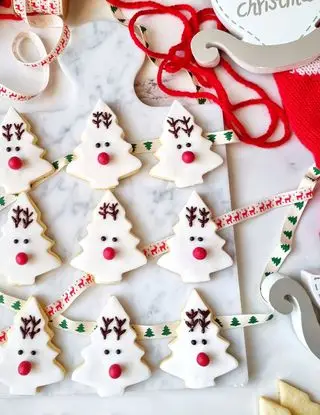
[
  {"left": 2, "top": 124, "right": 13, "bottom": 141},
  {"left": 185, "top": 309, "right": 199, "bottom": 332},
  {"left": 198, "top": 208, "right": 210, "bottom": 228},
  {"left": 11, "top": 206, "right": 23, "bottom": 228},
  {"left": 12, "top": 206, "right": 34, "bottom": 229},
  {"left": 92, "top": 111, "right": 103, "bottom": 129},
  {"left": 167, "top": 117, "right": 181, "bottom": 138},
  {"left": 98, "top": 202, "right": 119, "bottom": 221},
  {"left": 198, "top": 309, "right": 210, "bottom": 333},
  {"left": 100, "top": 317, "right": 114, "bottom": 339},
  {"left": 102, "top": 112, "right": 112, "bottom": 129},
  {"left": 22, "top": 207, "right": 34, "bottom": 229},
  {"left": 186, "top": 206, "right": 197, "bottom": 227},
  {"left": 180, "top": 116, "right": 194, "bottom": 137},
  {"left": 14, "top": 123, "right": 25, "bottom": 140},
  {"left": 113, "top": 317, "right": 127, "bottom": 340},
  {"left": 20, "top": 316, "right": 41, "bottom": 339},
  {"left": 99, "top": 203, "right": 109, "bottom": 220}
]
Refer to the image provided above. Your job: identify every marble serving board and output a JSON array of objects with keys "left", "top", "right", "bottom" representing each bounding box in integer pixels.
[{"left": 0, "top": 20, "right": 247, "bottom": 396}]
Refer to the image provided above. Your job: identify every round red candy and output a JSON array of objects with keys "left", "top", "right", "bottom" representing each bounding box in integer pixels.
[
  {"left": 182, "top": 151, "right": 195, "bottom": 164},
  {"left": 97, "top": 152, "right": 110, "bottom": 165},
  {"left": 103, "top": 247, "right": 116, "bottom": 260},
  {"left": 8, "top": 156, "right": 23, "bottom": 170},
  {"left": 197, "top": 352, "right": 210, "bottom": 367},
  {"left": 193, "top": 247, "right": 207, "bottom": 260},
  {"left": 16, "top": 252, "right": 29, "bottom": 265},
  {"left": 109, "top": 364, "right": 122, "bottom": 379},
  {"left": 18, "top": 361, "right": 32, "bottom": 376}
]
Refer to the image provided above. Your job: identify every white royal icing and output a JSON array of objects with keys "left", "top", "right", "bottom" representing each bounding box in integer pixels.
[
  {"left": 72, "top": 296, "right": 151, "bottom": 397},
  {"left": 0, "top": 193, "right": 61, "bottom": 285},
  {"left": 150, "top": 101, "right": 223, "bottom": 188},
  {"left": 157, "top": 191, "right": 233, "bottom": 283},
  {"left": 0, "top": 108, "right": 53, "bottom": 195},
  {"left": 0, "top": 297, "right": 65, "bottom": 395},
  {"left": 66, "top": 100, "right": 142, "bottom": 189},
  {"left": 160, "top": 290, "right": 238, "bottom": 389},
  {"left": 71, "top": 190, "right": 147, "bottom": 284}
]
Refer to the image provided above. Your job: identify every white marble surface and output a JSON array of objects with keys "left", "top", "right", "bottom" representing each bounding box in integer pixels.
[{"left": 0, "top": 11, "right": 320, "bottom": 415}]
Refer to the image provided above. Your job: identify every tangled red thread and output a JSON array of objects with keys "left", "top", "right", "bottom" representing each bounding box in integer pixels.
[{"left": 107, "top": 0, "right": 291, "bottom": 148}]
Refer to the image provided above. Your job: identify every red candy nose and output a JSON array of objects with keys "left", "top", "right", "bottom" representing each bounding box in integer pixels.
[
  {"left": 18, "top": 361, "right": 32, "bottom": 376},
  {"left": 109, "top": 364, "right": 122, "bottom": 379},
  {"left": 16, "top": 252, "right": 29, "bottom": 265},
  {"left": 197, "top": 352, "right": 210, "bottom": 367},
  {"left": 8, "top": 156, "right": 23, "bottom": 170},
  {"left": 193, "top": 247, "right": 207, "bottom": 260},
  {"left": 103, "top": 247, "right": 116, "bottom": 260},
  {"left": 182, "top": 151, "right": 195, "bottom": 164},
  {"left": 97, "top": 152, "right": 110, "bottom": 165}
]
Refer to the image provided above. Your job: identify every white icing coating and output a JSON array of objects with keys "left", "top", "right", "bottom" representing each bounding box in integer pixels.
[
  {"left": 66, "top": 100, "right": 142, "bottom": 189},
  {"left": 0, "top": 193, "right": 61, "bottom": 285},
  {"left": 0, "top": 108, "right": 53, "bottom": 195},
  {"left": 71, "top": 190, "right": 147, "bottom": 284},
  {"left": 160, "top": 290, "right": 238, "bottom": 389},
  {"left": 0, "top": 297, "right": 64, "bottom": 395},
  {"left": 72, "top": 296, "right": 151, "bottom": 397},
  {"left": 157, "top": 191, "right": 233, "bottom": 283},
  {"left": 150, "top": 101, "right": 223, "bottom": 188}
]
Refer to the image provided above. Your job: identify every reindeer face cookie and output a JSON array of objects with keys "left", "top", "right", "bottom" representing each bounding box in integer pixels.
[
  {"left": 0, "top": 108, "right": 53, "bottom": 195},
  {"left": 150, "top": 101, "right": 223, "bottom": 188},
  {"left": 0, "top": 193, "right": 61, "bottom": 285},
  {"left": 157, "top": 192, "right": 233, "bottom": 283},
  {"left": 0, "top": 297, "right": 64, "bottom": 395},
  {"left": 72, "top": 296, "right": 151, "bottom": 397},
  {"left": 161, "top": 290, "right": 238, "bottom": 389}
]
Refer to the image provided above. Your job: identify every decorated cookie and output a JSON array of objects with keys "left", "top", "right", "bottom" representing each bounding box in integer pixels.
[
  {"left": 0, "top": 192, "right": 61, "bottom": 285},
  {"left": 0, "top": 108, "right": 53, "bottom": 195},
  {"left": 71, "top": 191, "right": 147, "bottom": 284},
  {"left": 72, "top": 296, "right": 151, "bottom": 397},
  {"left": 0, "top": 297, "right": 65, "bottom": 395},
  {"left": 157, "top": 191, "right": 233, "bottom": 283},
  {"left": 160, "top": 290, "right": 238, "bottom": 388},
  {"left": 66, "top": 100, "right": 142, "bottom": 189},
  {"left": 259, "top": 398, "right": 291, "bottom": 415},
  {"left": 149, "top": 101, "right": 223, "bottom": 188},
  {"left": 279, "top": 380, "right": 320, "bottom": 415}
]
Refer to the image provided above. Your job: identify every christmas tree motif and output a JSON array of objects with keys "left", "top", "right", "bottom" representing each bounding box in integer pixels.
[
  {"left": 157, "top": 192, "right": 233, "bottom": 283},
  {"left": 162, "top": 325, "right": 172, "bottom": 336},
  {"left": 71, "top": 191, "right": 146, "bottom": 284},
  {"left": 72, "top": 296, "right": 150, "bottom": 397},
  {"left": 150, "top": 101, "right": 223, "bottom": 188},
  {"left": 160, "top": 290, "right": 238, "bottom": 389},
  {"left": 0, "top": 108, "right": 53, "bottom": 195},
  {"left": 230, "top": 317, "right": 241, "bottom": 327},
  {"left": 144, "top": 328, "right": 155, "bottom": 338},
  {"left": 0, "top": 297, "right": 64, "bottom": 395},
  {"left": 76, "top": 323, "right": 85, "bottom": 333},
  {"left": 248, "top": 316, "right": 258, "bottom": 324},
  {"left": 0, "top": 193, "right": 61, "bottom": 285},
  {"left": 66, "top": 100, "right": 141, "bottom": 190}
]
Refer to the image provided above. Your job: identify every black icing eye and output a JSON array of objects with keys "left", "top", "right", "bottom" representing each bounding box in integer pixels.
[
  {"left": 101, "top": 236, "right": 107, "bottom": 242},
  {"left": 116, "top": 349, "right": 121, "bottom": 355},
  {"left": 105, "top": 142, "right": 110, "bottom": 147},
  {"left": 31, "top": 350, "right": 37, "bottom": 355},
  {"left": 18, "top": 350, "right": 23, "bottom": 355},
  {"left": 177, "top": 144, "right": 182, "bottom": 150},
  {"left": 95, "top": 143, "right": 101, "bottom": 148},
  {"left": 15, "top": 146, "right": 20, "bottom": 152},
  {"left": 189, "top": 237, "right": 195, "bottom": 241},
  {"left": 186, "top": 143, "right": 192, "bottom": 148},
  {"left": 6, "top": 147, "right": 11, "bottom": 152},
  {"left": 13, "top": 239, "right": 19, "bottom": 244},
  {"left": 104, "top": 349, "right": 110, "bottom": 355},
  {"left": 191, "top": 340, "right": 197, "bottom": 345},
  {"left": 112, "top": 237, "right": 118, "bottom": 242},
  {"left": 198, "top": 237, "right": 203, "bottom": 242},
  {"left": 23, "top": 239, "right": 29, "bottom": 244},
  {"left": 202, "top": 339, "right": 207, "bottom": 345}
]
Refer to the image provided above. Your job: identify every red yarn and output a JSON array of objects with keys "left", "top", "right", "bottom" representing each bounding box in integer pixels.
[{"left": 107, "top": 0, "right": 291, "bottom": 148}]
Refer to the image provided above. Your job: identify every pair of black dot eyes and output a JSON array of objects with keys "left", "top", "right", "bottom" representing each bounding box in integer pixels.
[
  {"left": 6, "top": 146, "right": 21, "bottom": 152},
  {"left": 190, "top": 237, "right": 203, "bottom": 242},
  {"left": 101, "top": 236, "right": 118, "bottom": 242},
  {"left": 95, "top": 142, "right": 110, "bottom": 148},
  {"left": 191, "top": 339, "right": 207, "bottom": 346},
  {"left": 14, "top": 239, "right": 29, "bottom": 244},
  {"left": 104, "top": 349, "right": 121, "bottom": 355},
  {"left": 18, "top": 350, "right": 36, "bottom": 355},
  {"left": 177, "top": 143, "right": 191, "bottom": 150}
]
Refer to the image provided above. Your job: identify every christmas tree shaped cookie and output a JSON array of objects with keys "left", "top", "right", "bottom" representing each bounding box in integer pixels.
[
  {"left": 72, "top": 296, "right": 151, "bottom": 397},
  {"left": 66, "top": 100, "right": 142, "bottom": 189},
  {"left": 160, "top": 290, "right": 238, "bottom": 389},
  {"left": 0, "top": 192, "right": 61, "bottom": 285},
  {"left": 0, "top": 297, "right": 65, "bottom": 395},
  {"left": 157, "top": 191, "right": 233, "bottom": 283},
  {"left": 0, "top": 108, "right": 53, "bottom": 195},
  {"left": 150, "top": 101, "right": 223, "bottom": 188},
  {"left": 71, "top": 191, "right": 147, "bottom": 284}
]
